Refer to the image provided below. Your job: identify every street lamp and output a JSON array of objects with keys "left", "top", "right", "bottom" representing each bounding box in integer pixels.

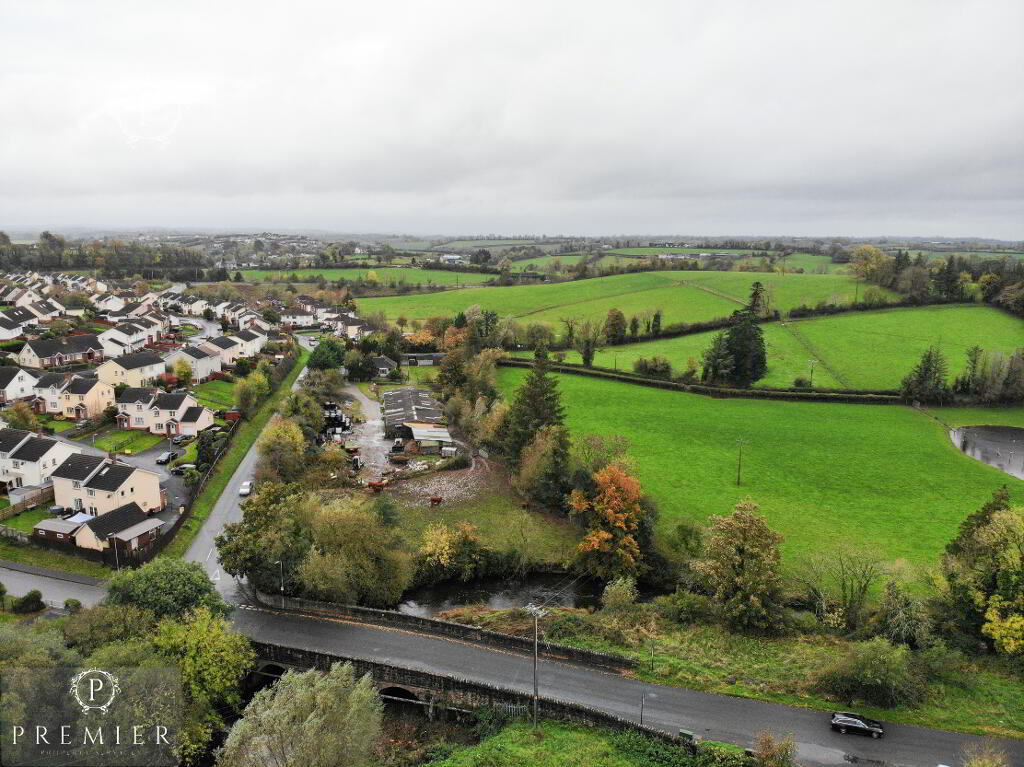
[
  {"left": 524, "top": 603, "right": 548, "bottom": 729},
  {"left": 273, "top": 560, "right": 284, "bottom": 608}
]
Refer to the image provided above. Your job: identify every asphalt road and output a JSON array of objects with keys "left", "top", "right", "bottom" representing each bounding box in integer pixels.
[{"left": 234, "top": 607, "right": 1024, "bottom": 767}]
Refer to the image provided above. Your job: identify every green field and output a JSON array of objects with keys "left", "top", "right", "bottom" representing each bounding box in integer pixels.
[
  {"left": 508, "top": 254, "right": 584, "bottom": 272},
  {"left": 497, "top": 368, "right": 1024, "bottom": 571},
  {"left": 241, "top": 267, "right": 494, "bottom": 285},
  {"left": 442, "top": 239, "right": 536, "bottom": 249},
  {"left": 538, "top": 305, "right": 1022, "bottom": 390},
  {"left": 2, "top": 506, "right": 49, "bottom": 533},
  {"left": 91, "top": 429, "right": 165, "bottom": 454},
  {"left": 357, "top": 270, "right": 885, "bottom": 330},
  {"left": 609, "top": 247, "right": 772, "bottom": 256}
]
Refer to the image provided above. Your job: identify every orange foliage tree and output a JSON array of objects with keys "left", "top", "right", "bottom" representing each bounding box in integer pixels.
[{"left": 569, "top": 464, "right": 649, "bottom": 579}]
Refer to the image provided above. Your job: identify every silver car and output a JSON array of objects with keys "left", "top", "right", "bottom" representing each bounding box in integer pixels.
[{"left": 239, "top": 480, "right": 254, "bottom": 497}]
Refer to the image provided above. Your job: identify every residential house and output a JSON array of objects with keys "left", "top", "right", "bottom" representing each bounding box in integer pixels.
[
  {"left": 280, "top": 310, "right": 315, "bottom": 327},
  {"left": 30, "top": 373, "right": 70, "bottom": 414},
  {"left": 0, "top": 427, "right": 79, "bottom": 493},
  {"left": 92, "top": 294, "right": 126, "bottom": 313},
  {"left": 115, "top": 389, "right": 214, "bottom": 436},
  {"left": 18, "top": 334, "right": 104, "bottom": 369},
  {"left": 185, "top": 297, "right": 210, "bottom": 317},
  {"left": 51, "top": 453, "right": 164, "bottom": 516},
  {"left": 95, "top": 351, "right": 165, "bottom": 388},
  {"left": 373, "top": 355, "right": 398, "bottom": 377},
  {"left": 164, "top": 345, "right": 221, "bottom": 382},
  {"left": 59, "top": 376, "right": 115, "bottom": 420},
  {"left": 0, "top": 306, "right": 40, "bottom": 339},
  {"left": 72, "top": 502, "right": 163, "bottom": 554},
  {"left": 27, "top": 299, "right": 64, "bottom": 321},
  {"left": 231, "top": 328, "right": 266, "bottom": 358},
  {"left": 0, "top": 367, "right": 39, "bottom": 404},
  {"left": 201, "top": 336, "right": 243, "bottom": 365},
  {"left": 98, "top": 322, "right": 150, "bottom": 357},
  {"left": 402, "top": 353, "right": 444, "bottom": 367}
]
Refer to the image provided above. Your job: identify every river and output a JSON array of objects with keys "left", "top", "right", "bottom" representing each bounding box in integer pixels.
[
  {"left": 950, "top": 425, "right": 1024, "bottom": 480},
  {"left": 396, "top": 573, "right": 604, "bottom": 617}
]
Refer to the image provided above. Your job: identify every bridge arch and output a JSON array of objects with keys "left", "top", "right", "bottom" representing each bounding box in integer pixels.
[{"left": 378, "top": 685, "right": 420, "bottom": 702}]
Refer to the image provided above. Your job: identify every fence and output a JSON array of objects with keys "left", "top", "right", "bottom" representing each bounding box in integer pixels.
[{"left": 0, "top": 486, "right": 55, "bottom": 522}]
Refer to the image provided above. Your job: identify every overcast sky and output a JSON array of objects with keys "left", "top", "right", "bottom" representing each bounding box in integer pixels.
[{"left": 2, "top": 1, "right": 1022, "bottom": 239}]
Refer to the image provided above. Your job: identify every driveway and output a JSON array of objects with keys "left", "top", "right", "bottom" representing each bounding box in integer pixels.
[
  {"left": 343, "top": 384, "right": 391, "bottom": 477},
  {"left": 130, "top": 440, "right": 189, "bottom": 529}
]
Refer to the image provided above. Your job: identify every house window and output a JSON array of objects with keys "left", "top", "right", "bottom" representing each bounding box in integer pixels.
[
  {"left": 89, "top": 506, "right": 96, "bottom": 515},
  {"left": 73, "top": 481, "right": 81, "bottom": 489},
  {"left": 120, "top": 490, "right": 125, "bottom": 496},
  {"left": 56, "top": 533, "right": 63, "bottom": 539},
  {"left": 12, "top": 461, "right": 20, "bottom": 469},
  {"left": 136, "top": 404, "right": 142, "bottom": 411},
  {"left": 73, "top": 498, "right": 83, "bottom": 510},
  {"left": 134, "top": 417, "right": 143, "bottom": 425},
  {"left": 87, "top": 489, "right": 95, "bottom": 497}
]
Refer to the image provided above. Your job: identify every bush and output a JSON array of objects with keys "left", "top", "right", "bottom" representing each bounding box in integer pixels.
[
  {"left": 611, "top": 730, "right": 697, "bottom": 767},
  {"left": 814, "top": 637, "right": 926, "bottom": 707},
  {"left": 437, "top": 453, "right": 470, "bottom": 471},
  {"left": 63, "top": 598, "right": 83, "bottom": 615},
  {"left": 654, "top": 590, "right": 714, "bottom": 625},
  {"left": 915, "top": 641, "right": 968, "bottom": 686},
  {"left": 12, "top": 590, "right": 45, "bottom": 614},
  {"left": 786, "top": 609, "right": 822, "bottom": 635},
  {"left": 793, "top": 376, "right": 810, "bottom": 388},
  {"left": 545, "top": 611, "right": 589, "bottom": 641},
  {"left": 602, "top": 577, "right": 638, "bottom": 612},
  {"left": 695, "top": 742, "right": 753, "bottom": 767}
]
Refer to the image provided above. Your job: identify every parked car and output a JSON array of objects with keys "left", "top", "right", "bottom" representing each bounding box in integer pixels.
[
  {"left": 75, "top": 419, "right": 90, "bottom": 429},
  {"left": 830, "top": 712, "right": 884, "bottom": 738},
  {"left": 170, "top": 463, "right": 196, "bottom": 476},
  {"left": 156, "top": 451, "right": 179, "bottom": 465},
  {"left": 239, "top": 480, "right": 253, "bottom": 497},
  {"left": 171, "top": 434, "right": 191, "bottom": 445}
]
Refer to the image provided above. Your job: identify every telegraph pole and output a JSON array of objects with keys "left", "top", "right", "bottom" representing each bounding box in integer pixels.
[
  {"left": 736, "top": 438, "right": 748, "bottom": 486},
  {"left": 525, "top": 603, "right": 547, "bottom": 729},
  {"left": 809, "top": 359, "right": 818, "bottom": 388}
]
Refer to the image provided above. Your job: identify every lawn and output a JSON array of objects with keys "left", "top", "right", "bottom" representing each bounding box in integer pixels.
[
  {"left": 497, "top": 368, "right": 1024, "bottom": 572},
  {"left": 160, "top": 347, "right": 310, "bottom": 560},
  {"left": 241, "top": 267, "right": 494, "bottom": 285},
  {"left": 509, "top": 254, "right": 584, "bottom": 272},
  {"left": 194, "top": 379, "right": 236, "bottom": 410},
  {"left": 0, "top": 538, "right": 109, "bottom": 579},
  {"left": 533, "top": 304, "right": 1022, "bottom": 391},
  {"left": 39, "top": 415, "right": 75, "bottom": 433},
  {"left": 2, "top": 506, "right": 50, "bottom": 533},
  {"left": 91, "top": 429, "right": 165, "bottom": 454}
]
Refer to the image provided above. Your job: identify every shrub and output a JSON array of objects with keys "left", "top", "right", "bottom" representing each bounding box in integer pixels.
[
  {"left": 611, "top": 730, "right": 697, "bottom": 767},
  {"left": 63, "top": 598, "right": 83, "bottom": 615},
  {"left": 12, "top": 590, "right": 45, "bottom": 614},
  {"left": 654, "top": 590, "right": 714, "bottom": 625},
  {"left": 695, "top": 742, "right": 752, "bottom": 767},
  {"left": 814, "top": 637, "right": 926, "bottom": 707},
  {"left": 545, "top": 611, "right": 589, "bottom": 641},
  {"left": 437, "top": 453, "right": 470, "bottom": 471},
  {"left": 793, "top": 376, "right": 810, "bottom": 388},
  {"left": 601, "top": 577, "right": 638, "bottom": 612},
  {"left": 915, "top": 641, "right": 968, "bottom": 686}
]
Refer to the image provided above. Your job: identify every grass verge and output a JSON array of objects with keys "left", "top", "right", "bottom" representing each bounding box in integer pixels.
[
  {"left": 2, "top": 507, "right": 50, "bottom": 533},
  {"left": 0, "top": 538, "right": 109, "bottom": 579},
  {"left": 160, "top": 347, "right": 310, "bottom": 559}
]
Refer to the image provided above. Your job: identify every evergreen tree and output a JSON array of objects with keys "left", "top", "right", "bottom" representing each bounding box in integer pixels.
[
  {"left": 725, "top": 312, "right": 767, "bottom": 386},
  {"left": 603, "top": 308, "right": 627, "bottom": 344},
  {"left": 700, "top": 331, "right": 734, "bottom": 383},
  {"left": 651, "top": 309, "right": 662, "bottom": 337},
  {"left": 504, "top": 355, "right": 565, "bottom": 463},
  {"left": 748, "top": 281, "right": 769, "bottom": 316},
  {"left": 900, "top": 346, "right": 951, "bottom": 404}
]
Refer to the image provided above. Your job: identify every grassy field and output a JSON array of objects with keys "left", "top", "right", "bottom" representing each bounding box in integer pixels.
[
  {"left": 609, "top": 247, "right": 773, "bottom": 256},
  {"left": 535, "top": 305, "right": 1022, "bottom": 390},
  {"left": 39, "top": 415, "right": 74, "bottom": 433},
  {"left": 160, "top": 347, "right": 310, "bottom": 560},
  {"left": 357, "top": 270, "right": 884, "bottom": 330},
  {"left": 194, "top": 379, "right": 236, "bottom": 410},
  {"left": 443, "top": 239, "right": 536, "bottom": 249},
  {"left": 2, "top": 507, "right": 50, "bottom": 533},
  {"left": 497, "top": 368, "right": 1024, "bottom": 571},
  {"left": 241, "top": 267, "right": 494, "bottom": 285},
  {"left": 91, "top": 429, "right": 165, "bottom": 454},
  {"left": 509, "top": 254, "right": 584, "bottom": 272}
]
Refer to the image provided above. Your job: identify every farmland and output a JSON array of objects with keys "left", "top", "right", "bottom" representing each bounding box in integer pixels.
[
  {"left": 508, "top": 254, "right": 583, "bottom": 271},
  {"left": 240, "top": 267, "right": 494, "bottom": 285},
  {"left": 356, "top": 270, "right": 878, "bottom": 328},
  {"left": 608, "top": 247, "right": 774, "bottom": 256},
  {"left": 497, "top": 367, "right": 1024, "bottom": 571},
  {"left": 535, "top": 305, "right": 1023, "bottom": 390}
]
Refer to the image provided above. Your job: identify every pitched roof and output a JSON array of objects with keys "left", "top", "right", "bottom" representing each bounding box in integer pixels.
[
  {"left": 0, "top": 367, "right": 36, "bottom": 388},
  {"left": 110, "top": 351, "right": 164, "bottom": 370},
  {"left": 52, "top": 453, "right": 104, "bottom": 481},
  {"left": 0, "top": 428, "right": 31, "bottom": 453},
  {"left": 152, "top": 393, "right": 188, "bottom": 411},
  {"left": 180, "top": 406, "right": 205, "bottom": 423},
  {"left": 178, "top": 346, "right": 210, "bottom": 360},
  {"left": 233, "top": 329, "right": 259, "bottom": 342},
  {"left": 111, "top": 515, "right": 164, "bottom": 542},
  {"left": 10, "top": 435, "right": 60, "bottom": 462},
  {"left": 24, "top": 334, "right": 102, "bottom": 358},
  {"left": 34, "top": 372, "right": 66, "bottom": 389},
  {"left": 84, "top": 462, "right": 136, "bottom": 492},
  {"left": 207, "top": 336, "right": 238, "bottom": 349},
  {"left": 117, "top": 387, "right": 156, "bottom": 404},
  {"left": 81, "top": 503, "right": 148, "bottom": 539},
  {"left": 63, "top": 376, "right": 101, "bottom": 395}
]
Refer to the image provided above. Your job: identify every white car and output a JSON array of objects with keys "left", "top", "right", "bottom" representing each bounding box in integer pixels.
[{"left": 239, "top": 481, "right": 253, "bottom": 497}]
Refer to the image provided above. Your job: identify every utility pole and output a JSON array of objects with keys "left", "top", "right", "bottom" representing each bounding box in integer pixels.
[
  {"left": 274, "top": 560, "right": 284, "bottom": 608},
  {"left": 525, "top": 603, "right": 547, "bottom": 730},
  {"left": 736, "top": 438, "right": 748, "bottom": 487},
  {"left": 640, "top": 692, "right": 645, "bottom": 726},
  {"left": 809, "top": 358, "right": 818, "bottom": 388}
]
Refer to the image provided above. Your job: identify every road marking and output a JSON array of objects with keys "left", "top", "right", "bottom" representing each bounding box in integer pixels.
[{"left": 205, "top": 547, "right": 214, "bottom": 562}]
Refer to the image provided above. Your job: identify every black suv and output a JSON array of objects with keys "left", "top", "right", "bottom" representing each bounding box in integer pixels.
[{"left": 830, "top": 712, "right": 884, "bottom": 738}]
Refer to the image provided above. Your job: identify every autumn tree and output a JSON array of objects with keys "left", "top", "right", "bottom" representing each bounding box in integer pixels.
[
  {"left": 173, "top": 358, "right": 193, "bottom": 388},
  {"left": 258, "top": 416, "right": 308, "bottom": 482},
  {"left": 418, "top": 522, "right": 489, "bottom": 582},
  {"left": 106, "top": 558, "right": 230, "bottom": 620},
  {"left": 513, "top": 425, "right": 571, "bottom": 511},
  {"left": 696, "top": 500, "right": 786, "bottom": 634},
  {"left": 278, "top": 391, "right": 324, "bottom": 444},
  {"left": 603, "top": 308, "right": 627, "bottom": 344},
  {"left": 217, "top": 663, "right": 382, "bottom": 767},
  {"left": 569, "top": 464, "right": 650, "bottom": 579},
  {"left": 234, "top": 371, "right": 270, "bottom": 417},
  {"left": 4, "top": 401, "right": 39, "bottom": 431}
]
